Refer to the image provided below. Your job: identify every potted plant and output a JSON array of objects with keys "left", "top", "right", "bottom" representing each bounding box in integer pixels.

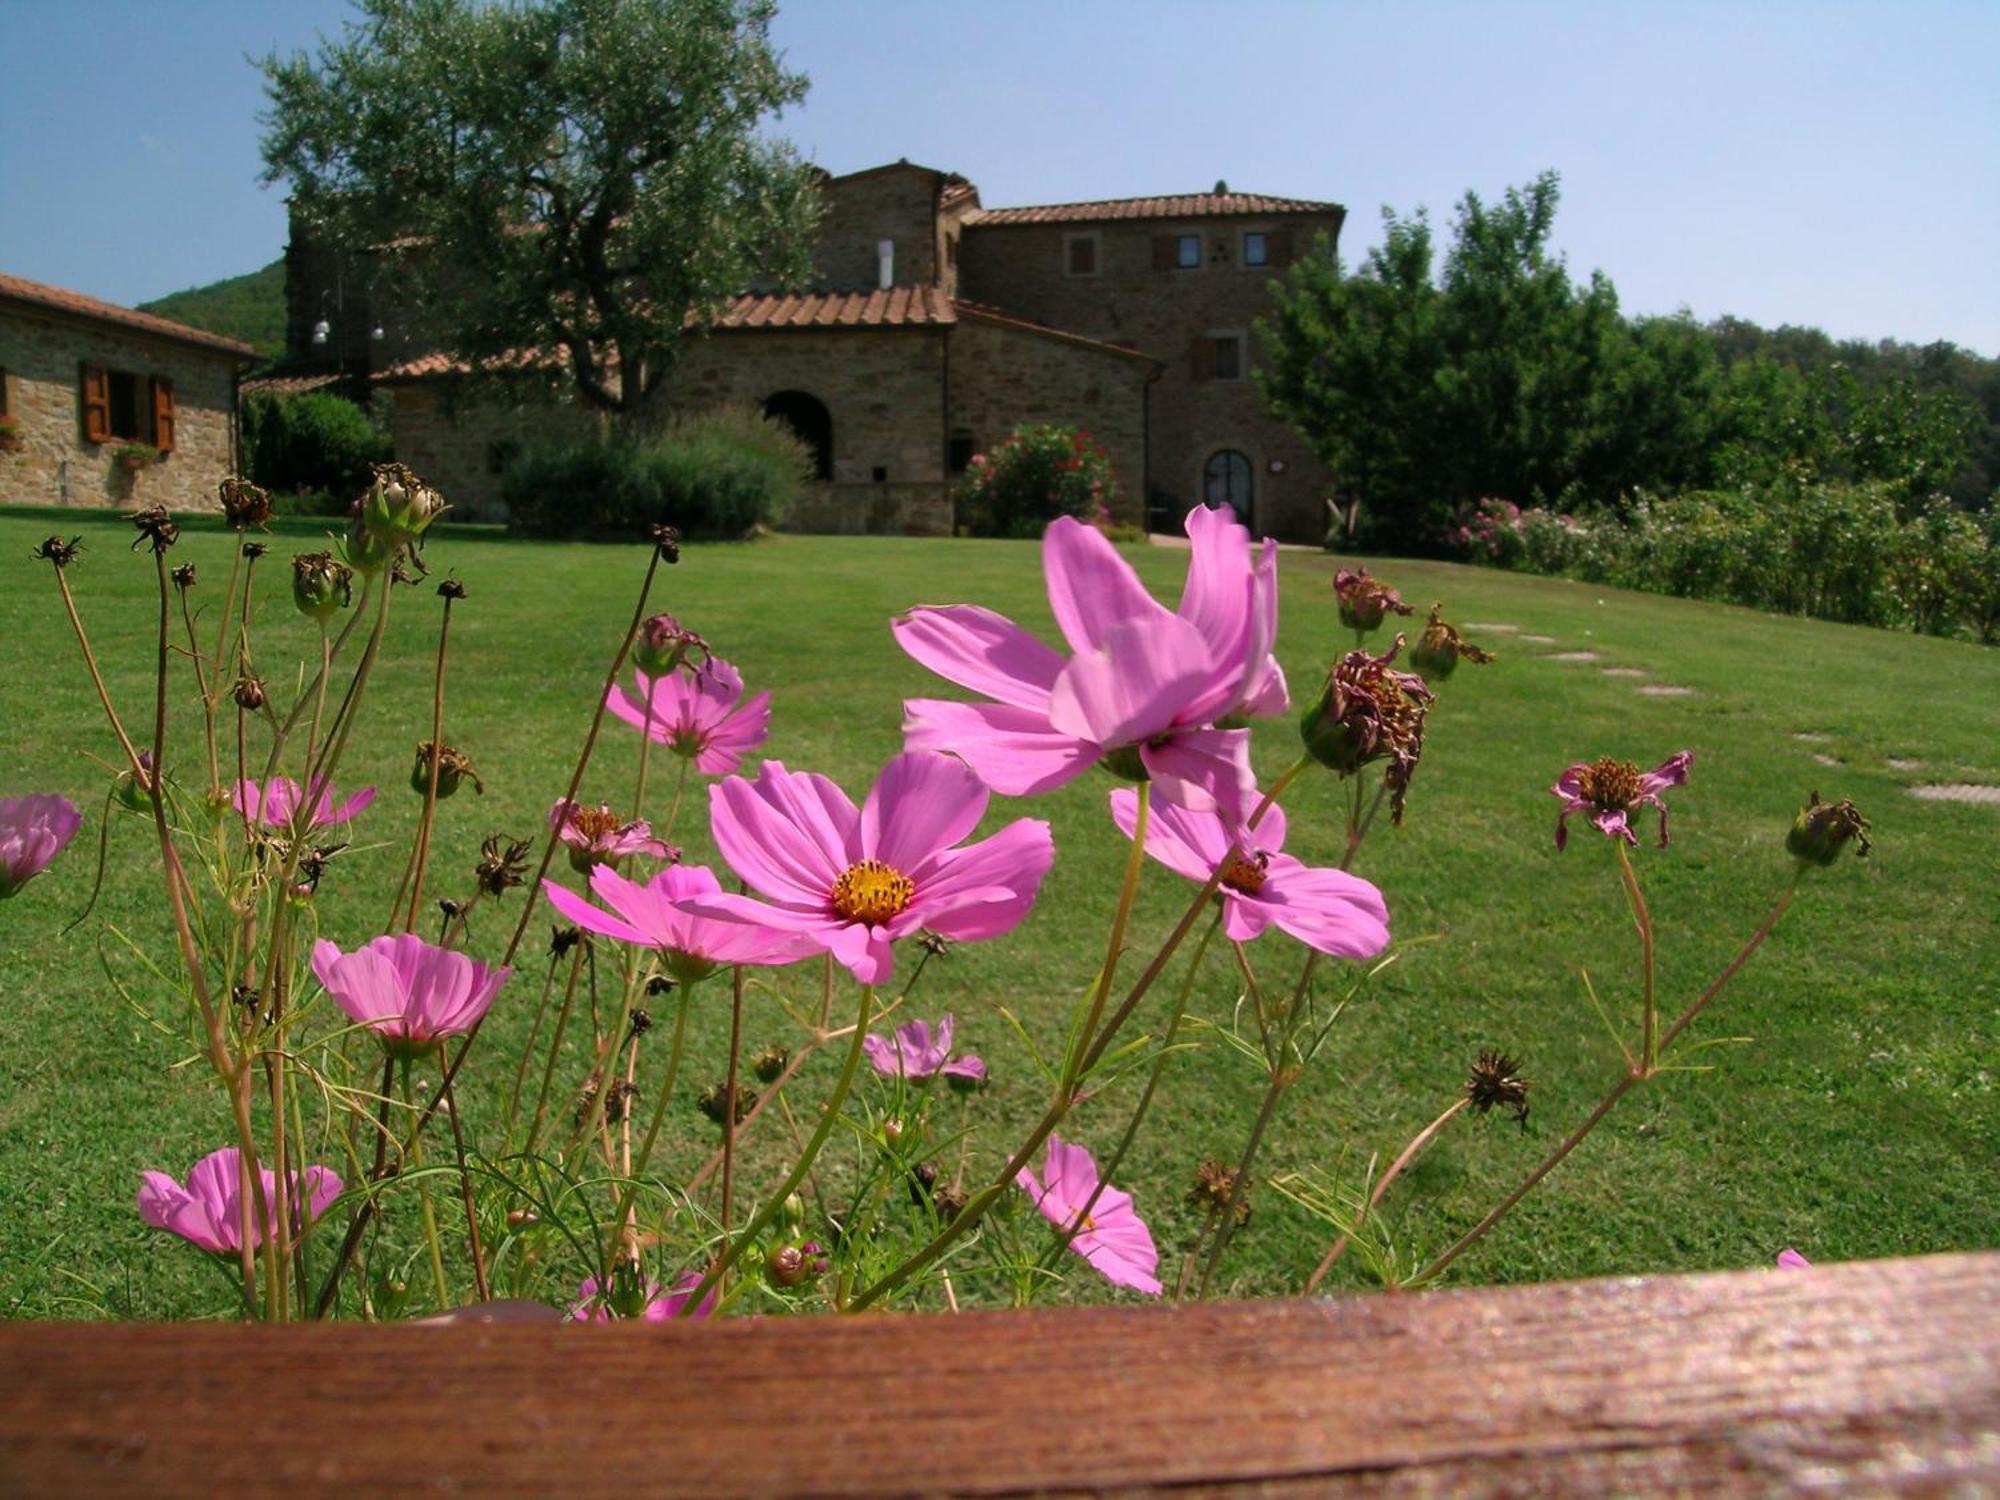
[
  {"left": 113, "top": 442, "right": 161, "bottom": 473},
  {"left": 0, "top": 414, "right": 21, "bottom": 454}
]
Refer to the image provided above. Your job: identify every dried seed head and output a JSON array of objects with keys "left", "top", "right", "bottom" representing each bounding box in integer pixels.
[
  {"left": 751, "top": 1045, "right": 790, "bottom": 1084},
  {"left": 633, "top": 613, "right": 708, "bottom": 680},
  {"left": 218, "top": 476, "right": 273, "bottom": 530},
  {"left": 130, "top": 505, "right": 179, "bottom": 553},
  {"left": 33, "top": 535, "right": 83, "bottom": 569},
  {"left": 1787, "top": 791, "right": 1872, "bottom": 867},
  {"left": 550, "top": 925, "right": 582, "bottom": 959},
  {"left": 697, "top": 1082, "right": 756, "bottom": 1125},
  {"left": 649, "top": 523, "right": 681, "bottom": 564},
  {"left": 232, "top": 676, "right": 267, "bottom": 711},
  {"left": 1299, "top": 637, "right": 1435, "bottom": 822},
  {"left": 171, "top": 562, "right": 198, "bottom": 590},
  {"left": 437, "top": 576, "right": 466, "bottom": 600},
  {"left": 1409, "top": 603, "right": 1497, "bottom": 683},
  {"left": 291, "top": 551, "right": 353, "bottom": 621},
  {"left": 1188, "top": 1159, "right": 1251, "bottom": 1224},
  {"left": 474, "top": 834, "right": 531, "bottom": 897},
  {"left": 1466, "top": 1050, "right": 1531, "bottom": 1127},
  {"left": 411, "top": 741, "right": 483, "bottom": 800},
  {"left": 1333, "top": 567, "right": 1414, "bottom": 633}
]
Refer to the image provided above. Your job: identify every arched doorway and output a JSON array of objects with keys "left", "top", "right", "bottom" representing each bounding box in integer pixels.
[
  {"left": 762, "top": 391, "right": 834, "bottom": 481},
  {"left": 1204, "top": 449, "right": 1254, "bottom": 524}
]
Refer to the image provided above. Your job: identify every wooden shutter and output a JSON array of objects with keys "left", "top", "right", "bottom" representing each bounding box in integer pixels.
[
  {"left": 80, "top": 364, "right": 111, "bottom": 443},
  {"left": 1189, "top": 336, "right": 1217, "bottom": 383},
  {"left": 150, "top": 377, "right": 176, "bottom": 454},
  {"left": 1267, "top": 229, "right": 1295, "bottom": 268},
  {"left": 1152, "top": 235, "right": 1177, "bottom": 271}
]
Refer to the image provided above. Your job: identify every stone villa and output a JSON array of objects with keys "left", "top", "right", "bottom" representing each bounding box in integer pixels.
[
  {"left": 0, "top": 271, "right": 258, "bottom": 511},
  {"left": 281, "top": 161, "right": 1348, "bottom": 540}
]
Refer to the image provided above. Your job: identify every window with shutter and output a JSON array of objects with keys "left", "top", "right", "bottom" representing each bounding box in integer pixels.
[
  {"left": 80, "top": 364, "right": 111, "bottom": 444},
  {"left": 150, "top": 378, "right": 176, "bottom": 455},
  {"left": 1267, "top": 229, "right": 1295, "bottom": 268}
]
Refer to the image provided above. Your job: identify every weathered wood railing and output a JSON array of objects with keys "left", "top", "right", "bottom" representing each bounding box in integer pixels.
[{"left": 3, "top": 1251, "right": 1995, "bottom": 1495}]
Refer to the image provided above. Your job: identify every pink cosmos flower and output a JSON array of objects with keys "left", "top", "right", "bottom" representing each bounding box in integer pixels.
[
  {"left": 233, "top": 775, "right": 376, "bottom": 832},
  {"left": 1109, "top": 790, "right": 1391, "bottom": 958},
  {"left": 863, "top": 1013, "right": 987, "bottom": 1085},
  {"left": 0, "top": 794, "right": 82, "bottom": 898},
  {"left": 311, "top": 932, "right": 510, "bottom": 1051},
  {"left": 696, "top": 751, "right": 1054, "bottom": 985},
  {"left": 569, "top": 1270, "right": 715, "bottom": 1322},
  {"left": 542, "top": 862, "right": 816, "bottom": 984},
  {"left": 1776, "top": 1248, "right": 1811, "bottom": 1269},
  {"left": 895, "top": 505, "right": 1286, "bottom": 818},
  {"left": 137, "top": 1146, "right": 342, "bottom": 1254},
  {"left": 1551, "top": 751, "right": 1694, "bottom": 851},
  {"left": 1017, "top": 1134, "right": 1162, "bottom": 1295},
  {"left": 606, "top": 657, "right": 770, "bottom": 776},
  {"left": 548, "top": 798, "right": 672, "bottom": 872}
]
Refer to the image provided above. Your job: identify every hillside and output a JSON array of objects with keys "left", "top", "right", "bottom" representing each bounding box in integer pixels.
[{"left": 136, "top": 259, "right": 285, "bottom": 360}]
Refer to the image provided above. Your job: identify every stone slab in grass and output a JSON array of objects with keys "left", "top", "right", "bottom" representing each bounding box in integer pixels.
[
  {"left": 1906, "top": 783, "right": 2000, "bottom": 805},
  {"left": 1637, "top": 684, "right": 1695, "bottom": 697},
  {"left": 1462, "top": 621, "right": 1520, "bottom": 633},
  {"left": 1551, "top": 650, "right": 1600, "bottom": 662},
  {"left": 1520, "top": 634, "right": 1558, "bottom": 645},
  {"left": 1601, "top": 667, "right": 1647, "bottom": 678},
  {"left": 1887, "top": 758, "right": 1924, "bottom": 771},
  {"left": 1793, "top": 732, "right": 1832, "bottom": 742},
  {"left": 1812, "top": 752, "right": 1845, "bottom": 766}
]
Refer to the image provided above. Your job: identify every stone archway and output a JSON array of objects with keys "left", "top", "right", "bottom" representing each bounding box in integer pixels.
[{"left": 762, "top": 390, "right": 834, "bottom": 481}]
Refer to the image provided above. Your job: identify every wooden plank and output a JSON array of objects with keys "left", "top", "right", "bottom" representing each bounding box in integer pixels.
[{"left": 1, "top": 1252, "right": 1995, "bottom": 1497}]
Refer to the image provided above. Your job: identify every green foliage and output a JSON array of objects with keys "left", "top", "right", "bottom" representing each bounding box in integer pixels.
[
  {"left": 259, "top": 0, "right": 821, "bottom": 418},
  {"left": 135, "top": 261, "right": 287, "bottom": 360},
  {"left": 1501, "top": 483, "right": 1999, "bottom": 640},
  {"left": 957, "top": 423, "right": 1117, "bottom": 538},
  {"left": 502, "top": 406, "right": 810, "bottom": 537},
  {"left": 241, "top": 391, "right": 391, "bottom": 505}
]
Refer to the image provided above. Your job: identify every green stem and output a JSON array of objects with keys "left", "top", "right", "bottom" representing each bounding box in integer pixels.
[
  {"left": 678, "top": 983, "right": 876, "bottom": 1315},
  {"left": 1065, "top": 780, "right": 1150, "bottom": 1089},
  {"left": 1615, "top": 842, "right": 1657, "bottom": 1072},
  {"left": 403, "top": 1058, "right": 450, "bottom": 1310}
]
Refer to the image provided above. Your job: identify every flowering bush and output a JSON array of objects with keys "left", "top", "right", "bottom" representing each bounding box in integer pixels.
[
  {"left": 956, "top": 423, "right": 1117, "bottom": 538},
  {"left": 15, "top": 474, "right": 1875, "bottom": 1325}
]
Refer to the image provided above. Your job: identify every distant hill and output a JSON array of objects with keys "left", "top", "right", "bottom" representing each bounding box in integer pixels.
[{"left": 138, "top": 260, "right": 286, "bottom": 361}]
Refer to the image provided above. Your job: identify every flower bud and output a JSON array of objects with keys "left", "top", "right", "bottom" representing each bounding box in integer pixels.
[
  {"left": 372, "top": 1272, "right": 411, "bottom": 1319},
  {"left": 291, "top": 552, "right": 353, "bottom": 621},
  {"left": 779, "top": 1192, "right": 807, "bottom": 1230},
  {"left": 765, "top": 1243, "right": 809, "bottom": 1288},
  {"left": 633, "top": 613, "right": 707, "bottom": 679},
  {"left": 410, "top": 741, "right": 483, "bottom": 800},
  {"left": 607, "top": 1259, "right": 651, "bottom": 1319},
  {"left": 751, "top": 1045, "right": 790, "bottom": 1084},
  {"left": 232, "top": 676, "right": 267, "bottom": 712},
  {"left": 1408, "top": 604, "right": 1496, "bottom": 683},
  {"left": 339, "top": 511, "right": 395, "bottom": 576},
  {"left": 1333, "top": 567, "right": 1413, "bottom": 634},
  {"left": 359, "top": 462, "right": 446, "bottom": 550},
  {"left": 1787, "top": 791, "right": 1871, "bottom": 867},
  {"left": 115, "top": 752, "right": 157, "bottom": 813}
]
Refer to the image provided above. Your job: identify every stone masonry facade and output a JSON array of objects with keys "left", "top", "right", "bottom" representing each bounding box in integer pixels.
[
  {"left": 340, "top": 161, "right": 1345, "bottom": 540},
  {"left": 0, "top": 275, "right": 256, "bottom": 513}
]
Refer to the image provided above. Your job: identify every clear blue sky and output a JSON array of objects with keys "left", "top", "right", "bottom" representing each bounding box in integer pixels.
[{"left": 2, "top": 1, "right": 1994, "bottom": 354}]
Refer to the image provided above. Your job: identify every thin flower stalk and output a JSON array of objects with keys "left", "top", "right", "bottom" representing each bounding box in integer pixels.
[
  {"left": 1615, "top": 842, "right": 1658, "bottom": 1070},
  {"left": 524, "top": 941, "right": 591, "bottom": 1155},
  {"left": 721, "top": 960, "right": 746, "bottom": 1235},
  {"left": 1303, "top": 1097, "right": 1469, "bottom": 1294},
  {"left": 506, "top": 940, "right": 577, "bottom": 1141},
  {"left": 402, "top": 588, "right": 459, "bottom": 931}
]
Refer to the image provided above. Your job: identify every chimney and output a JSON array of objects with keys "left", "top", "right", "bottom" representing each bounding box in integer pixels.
[{"left": 877, "top": 239, "right": 894, "bottom": 290}]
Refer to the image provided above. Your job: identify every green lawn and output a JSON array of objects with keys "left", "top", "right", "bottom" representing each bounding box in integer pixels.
[{"left": 1, "top": 505, "right": 1995, "bottom": 1318}]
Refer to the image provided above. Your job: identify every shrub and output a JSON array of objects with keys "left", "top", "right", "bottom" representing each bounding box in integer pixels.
[
  {"left": 242, "top": 391, "right": 391, "bottom": 503},
  {"left": 957, "top": 424, "right": 1116, "bottom": 538},
  {"left": 502, "top": 407, "right": 810, "bottom": 539}
]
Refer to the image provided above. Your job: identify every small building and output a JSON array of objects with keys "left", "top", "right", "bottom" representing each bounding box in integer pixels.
[{"left": 0, "top": 271, "right": 258, "bottom": 511}]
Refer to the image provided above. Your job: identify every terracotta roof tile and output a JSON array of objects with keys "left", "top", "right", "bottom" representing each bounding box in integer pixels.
[
  {"left": 0, "top": 270, "right": 260, "bottom": 360},
  {"left": 241, "top": 370, "right": 348, "bottom": 397},
  {"left": 951, "top": 299, "right": 1160, "bottom": 365},
  {"left": 971, "top": 191, "right": 1341, "bottom": 227},
  {"left": 710, "top": 286, "right": 956, "bottom": 330},
  {"left": 375, "top": 345, "right": 572, "bottom": 381}
]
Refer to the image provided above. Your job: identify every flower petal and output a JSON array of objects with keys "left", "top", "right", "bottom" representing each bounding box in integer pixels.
[
  {"left": 903, "top": 699, "right": 1099, "bottom": 796},
  {"left": 893, "top": 605, "right": 1065, "bottom": 710},
  {"left": 1043, "top": 515, "right": 1175, "bottom": 653},
  {"left": 861, "top": 752, "right": 989, "bottom": 873},
  {"left": 1047, "top": 613, "right": 1213, "bottom": 747}
]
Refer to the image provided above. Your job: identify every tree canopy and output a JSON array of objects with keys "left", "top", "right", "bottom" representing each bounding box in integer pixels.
[{"left": 260, "top": 0, "right": 821, "bottom": 415}]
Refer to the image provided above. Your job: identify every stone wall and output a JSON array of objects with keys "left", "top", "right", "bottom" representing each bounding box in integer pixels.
[
  {"left": 383, "top": 380, "right": 598, "bottom": 520},
  {"left": 959, "top": 214, "right": 1344, "bottom": 542},
  {"left": 787, "top": 482, "right": 951, "bottom": 537},
  {"left": 813, "top": 164, "right": 946, "bottom": 291},
  {"left": 0, "top": 308, "right": 242, "bottom": 512},
  {"left": 946, "top": 314, "right": 1152, "bottom": 527}
]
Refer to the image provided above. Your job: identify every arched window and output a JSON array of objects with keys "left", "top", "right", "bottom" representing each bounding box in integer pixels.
[
  {"left": 1203, "top": 449, "right": 1253, "bottom": 522},
  {"left": 762, "top": 391, "right": 834, "bottom": 481}
]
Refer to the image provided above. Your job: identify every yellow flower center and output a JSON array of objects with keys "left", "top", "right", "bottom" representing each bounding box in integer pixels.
[
  {"left": 830, "top": 859, "right": 914, "bottom": 925},
  {"left": 569, "top": 807, "right": 623, "bottom": 843},
  {"left": 1220, "top": 853, "right": 1269, "bottom": 895},
  {"left": 1578, "top": 757, "right": 1642, "bottom": 812},
  {"left": 1070, "top": 1210, "right": 1098, "bottom": 1234}
]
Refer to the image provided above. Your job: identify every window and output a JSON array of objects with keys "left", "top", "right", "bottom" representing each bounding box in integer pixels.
[
  {"left": 79, "top": 363, "right": 175, "bottom": 452},
  {"left": 1204, "top": 450, "right": 1254, "bottom": 520},
  {"left": 1176, "top": 234, "right": 1201, "bottom": 269},
  {"left": 1064, "top": 233, "right": 1099, "bottom": 277},
  {"left": 1212, "top": 334, "right": 1243, "bottom": 381},
  {"left": 1243, "top": 232, "right": 1269, "bottom": 267},
  {"left": 487, "top": 439, "right": 521, "bottom": 476},
  {"left": 949, "top": 431, "right": 978, "bottom": 473},
  {"left": 871, "top": 465, "right": 888, "bottom": 483}
]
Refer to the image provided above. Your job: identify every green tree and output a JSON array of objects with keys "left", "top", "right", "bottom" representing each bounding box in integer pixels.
[{"left": 260, "top": 0, "right": 821, "bottom": 417}]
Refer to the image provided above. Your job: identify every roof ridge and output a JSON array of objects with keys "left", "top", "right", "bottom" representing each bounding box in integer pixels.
[{"left": 0, "top": 269, "right": 260, "bottom": 360}]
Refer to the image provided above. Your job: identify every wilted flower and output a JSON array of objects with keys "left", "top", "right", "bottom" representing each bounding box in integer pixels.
[
  {"left": 1551, "top": 751, "right": 1692, "bottom": 851},
  {"left": 895, "top": 505, "right": 1285, "bottom": 819},
  {"left": 633, "top": 613, "right": 708, "bottom": 679},
  {"left": 1017, "top": 1134, "right": 1161, "bottom": 1295},
  {"left": 695, "top": 752, "right": 1054, "bottom": 985},
  {"left": 137, "top": 1147, "right": 341, "bottom": 1254},
  {"left": 1110, "top": 789, "right": 1391, "bottom": 957},
  {"left": 1333, "top": 566, "right": 1414, "bottom": 633},
  {"left": 569, "top": 1268, "right": 713, "bottom": 1322},
  {"left": 1408, "top": 603, "right": 1496, "bottom": 682},
  {"left": 649, "top": 524, "right": 682, "bottom": 564},
  {"left": 170, "top": 562, "right": 197, "bottom": 591},
  {"left": 358, "top": 461, "right": 446, "bottom": 550},
  {"left": 0, "top": 794, "right": 83, "bottom": 898},
  {"left": 130, "top": 505, "right": 179, "bottom": 553},
  {"left": 410, "top": 742, "right": 483, "bottom": 800},
  {"left": 1299, "top": 638, "right": 1435, "bottom": 823},
  {"left": 33, "top": 535, "right": 82, "bottom": 569},
  {"left": 233, "top": 776, "right": 376, "bottom": 833},
  {"left": 751, "top": 1045, "right": 791, "bottom": 1083},
  {"left": 311, "top": 932, "right": 510, "bottom": 1053},
  {"left": 698, "top": 1081, "right": 757, "bottom": 1125},
  {"left": 862, "top": 1014, "right": 987, "bottom": 1086},
  {"left": 1465, "top": 1050, "right": 1531, "bottom": 1126},
  {"left": 546, "top": 799, "right": 667, "bottom": 872},
  {"left": 607, "top": 657, "right": 770, "bottom": 776},
  {"left": 1787, "top": 791, "right": 1871, "bottom": 867},
  {"left": 436, "top": 576, "right": 466, "bottom": 601},
  {"left": 218, "top": 475, "right": 273, "bottom": 530},
  {"left": 291, "top": 552, "right": 353, "bottom": 621},
  {"left": 475, "top": 834, "right": 533, "bottom": 897},
  {"left": 1188, "top": 1159, "right": 1250, "bottom": 1225}
]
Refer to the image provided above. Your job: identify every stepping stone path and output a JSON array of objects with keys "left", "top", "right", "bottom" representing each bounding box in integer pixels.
[
  {"left": 1551, "top": 650, "right": 1600, "bottom": 662},
  {"left": 1792, "top": 732, "right": 1831, "bottom": 743},
  {"left": 1462, "top": 622, "right": 1519, "bottom": 633},
  {"left": 1520, "top": 634, "right": 1558, "bottom": 645},
  {"left": 1811, "top": 752, "right": 1844, "bottom": 767},
  {"left": 1601, "top": 667, "right": 1647, "bottom": 678},
  {"left": 1887, "top": 758, "right": 1924, "bottom": 771},
  {"left": 1907, "top": 784, "right": 2000, "bottom": 806},
  {"left": 1637, "top": 684, "right": 1696, "bottom": 697}
]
